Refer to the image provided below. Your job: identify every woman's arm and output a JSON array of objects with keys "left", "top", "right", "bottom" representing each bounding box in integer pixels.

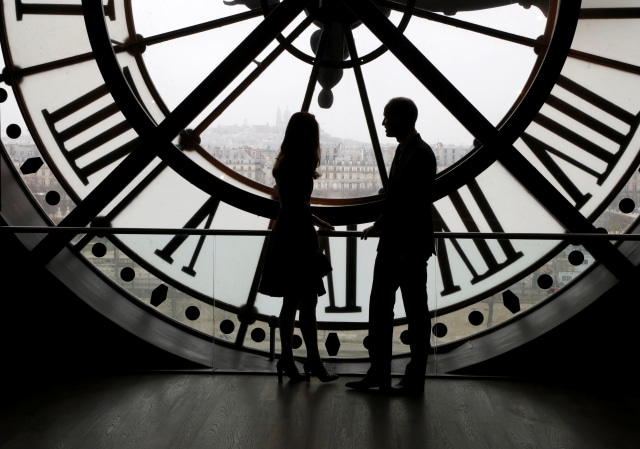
[{"left": 312, "top": 214, "right": 334, "bottom": 231}]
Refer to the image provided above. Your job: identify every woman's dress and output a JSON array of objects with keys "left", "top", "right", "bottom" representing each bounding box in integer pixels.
[{"left": 258, "top": 160, "right": 326, "bottom": 297}]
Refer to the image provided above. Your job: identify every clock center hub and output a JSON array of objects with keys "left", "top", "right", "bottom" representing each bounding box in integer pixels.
[{"left": 306, "top": 0, "right": 360, "bottom": 27}]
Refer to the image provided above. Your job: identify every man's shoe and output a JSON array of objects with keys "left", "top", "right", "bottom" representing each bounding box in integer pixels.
[{"left": 345, "top": 375, "right": 391, "bottom": 392}]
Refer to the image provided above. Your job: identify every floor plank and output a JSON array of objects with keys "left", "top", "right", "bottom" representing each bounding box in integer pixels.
[{"left": 1, "top": 373, "right": 638, "bottom": 449}]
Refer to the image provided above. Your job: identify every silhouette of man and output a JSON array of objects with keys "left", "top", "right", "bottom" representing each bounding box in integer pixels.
[{"left": 346, "top": 97, "right": 436, "bottom": 396}]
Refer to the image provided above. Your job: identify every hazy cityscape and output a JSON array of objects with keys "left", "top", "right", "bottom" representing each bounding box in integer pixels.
[
  {"left": 4, "top": 114, "right": 639, "bottom": 356},
  {"left": 5, "top": 105, "right": 473, "bottom": 214}
]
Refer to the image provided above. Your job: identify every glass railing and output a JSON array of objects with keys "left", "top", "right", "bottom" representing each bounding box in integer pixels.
[{"left": 5, "top": 225, "right": 639, "bottom": 373}]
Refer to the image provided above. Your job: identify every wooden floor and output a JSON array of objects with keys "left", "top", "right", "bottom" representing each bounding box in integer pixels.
[{"left": 1, "top": 371, "right": 639, "bottom": 449}]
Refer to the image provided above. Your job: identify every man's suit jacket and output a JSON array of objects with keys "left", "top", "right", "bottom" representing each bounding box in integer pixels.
[{"left": 373, "top": 133, "right": 436, "bottom": 258}]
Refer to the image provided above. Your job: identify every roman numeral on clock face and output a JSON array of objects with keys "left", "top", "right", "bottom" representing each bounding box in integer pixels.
[
  {"left": 434, "top": 179, "right": 524, "bottom": 296},
  {"left": 15, "top": 0, "right": 115, "bottom": 20},
  {"left": 518, "top": 74, "right": 640, "bottom": 209},
  {"left": 42, "top": 83, "right": 139, "bottom": 185},
  {"left": 154, "top": 196, "right": 221, "bottom": 277}
]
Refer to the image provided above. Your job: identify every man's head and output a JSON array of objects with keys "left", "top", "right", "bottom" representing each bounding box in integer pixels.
[{"left": 382, "top": 97, "right": 418, "bottom": 141}]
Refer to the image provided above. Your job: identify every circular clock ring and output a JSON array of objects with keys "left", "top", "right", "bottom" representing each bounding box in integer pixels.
[{"left": 4, "top": 1, "right": 640, "bottom": 369}]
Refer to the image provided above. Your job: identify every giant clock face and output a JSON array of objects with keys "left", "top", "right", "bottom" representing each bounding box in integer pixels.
[{"left": 2, "top": 0, "right": 640, "bottom": 370}]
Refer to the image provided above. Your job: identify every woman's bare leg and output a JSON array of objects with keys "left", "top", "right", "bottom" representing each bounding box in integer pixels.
[
  {"left": 279, "top": 295, "right": 299, "bottom": 361},
  {"left": 298, "top": 293, "right": 320, "bottom": 363}
]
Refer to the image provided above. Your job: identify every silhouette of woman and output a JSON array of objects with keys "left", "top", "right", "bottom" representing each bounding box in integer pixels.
[{"left": 258, "top": 112, "right": 338, "bottom": 383}]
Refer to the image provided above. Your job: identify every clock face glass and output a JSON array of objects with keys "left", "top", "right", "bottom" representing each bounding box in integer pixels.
[{"left": 2, "top": 0, "right": 640, "bottom": 363}]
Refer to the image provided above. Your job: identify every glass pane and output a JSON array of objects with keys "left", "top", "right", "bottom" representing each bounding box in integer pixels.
[{"left": 72, "top": 230, "right": 608, "bottom": 363}]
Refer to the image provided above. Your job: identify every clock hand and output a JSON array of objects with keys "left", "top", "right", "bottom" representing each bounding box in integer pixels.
[{"left": 339, "top": 28, "right": 389, "bottom": 190}]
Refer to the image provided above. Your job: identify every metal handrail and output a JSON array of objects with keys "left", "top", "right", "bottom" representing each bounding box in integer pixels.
[{"left": 2, "top": 225, "right": 640, "bottom": 241}]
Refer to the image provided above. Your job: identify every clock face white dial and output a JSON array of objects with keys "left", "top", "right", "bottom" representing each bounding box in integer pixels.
[{"left": 2, "top": 0, "right": 640, "bottom": 360}]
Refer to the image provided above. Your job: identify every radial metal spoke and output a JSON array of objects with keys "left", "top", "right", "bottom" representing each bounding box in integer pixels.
[
  {"left": 342, "top": 27, "right": 388, "bottom": 190},
  {"left": 119, "top": 9, "right": 265, "bottom": 49},
  {"left": 379, "top": 0, "right": 546, "bottom": 50}
]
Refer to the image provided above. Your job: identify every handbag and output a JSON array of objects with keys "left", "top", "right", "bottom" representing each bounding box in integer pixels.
[{"left": 314, "top": 250, "right": 332, "bottom": 277}]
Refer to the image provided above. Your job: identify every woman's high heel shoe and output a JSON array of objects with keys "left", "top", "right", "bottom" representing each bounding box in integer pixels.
[
  {"left": 304, "top": 361, "right": 339, "bottom": 382},
  {"left": 277, "top": 359, "right": 308, "bottom": 383}
]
